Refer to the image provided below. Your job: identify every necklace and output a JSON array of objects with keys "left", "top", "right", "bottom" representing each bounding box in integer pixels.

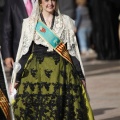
[{"left": 40, "top": 12, "right": 55, "bottom": 29}]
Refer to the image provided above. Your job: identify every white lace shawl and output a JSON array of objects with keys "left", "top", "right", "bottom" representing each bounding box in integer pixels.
[
  {"left": 16, "top": 14, "right": 85, "bottom": 73},
  {"left": 13, "top": 0, "right": 85, "bottom": 84}
]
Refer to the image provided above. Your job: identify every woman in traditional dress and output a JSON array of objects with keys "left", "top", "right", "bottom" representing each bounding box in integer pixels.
[{"left": 11, "top": 0, "right": 94, "bottom": 119}]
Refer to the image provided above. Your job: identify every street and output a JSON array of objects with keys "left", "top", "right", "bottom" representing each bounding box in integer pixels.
[{"left": 83, "top": 58, "right": 120, "bottom": 120}]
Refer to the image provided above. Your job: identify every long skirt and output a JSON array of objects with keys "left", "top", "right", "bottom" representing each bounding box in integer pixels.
[{"left": 13, "top": 50, "right": 94, "bottom": 120}]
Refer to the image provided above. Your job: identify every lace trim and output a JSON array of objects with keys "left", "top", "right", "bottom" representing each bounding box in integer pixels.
[
  {"left": 34, "top": 15, "right": 65, "bottom": 51},
  {"left": 34, "top": 15, "right": 76, "bottom": 53},
  {"left": 19, "top": 15, "right": 78, "bottom": 61},
  {"left": 14, "top": 82, "right": 89, "bottom": 120}
]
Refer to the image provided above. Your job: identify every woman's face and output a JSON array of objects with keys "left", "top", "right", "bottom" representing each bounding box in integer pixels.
[{"left": 41, "top": 0, "right": 56, "bottom": 13}]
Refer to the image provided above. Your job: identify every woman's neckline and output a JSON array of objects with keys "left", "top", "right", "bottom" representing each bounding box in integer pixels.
[{"left": 40, "top": 12, "right": 55, "bottom": 29}]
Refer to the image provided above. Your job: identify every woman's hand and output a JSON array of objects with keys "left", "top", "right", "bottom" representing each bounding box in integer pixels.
[
  {"left": 81, "top": 80, "right": 86, "bottom": 89},
  {"left": 74, "top": 27, "right": 77, "bottom": 33},
  {"left": 9, "top": 82, "right": 19, "bottom": 94}
]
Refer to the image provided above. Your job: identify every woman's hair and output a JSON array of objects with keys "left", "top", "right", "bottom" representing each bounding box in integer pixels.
[
  {"left": 38, "top": 0, "right": 42, "bottom": 4},
  {"left": 39, "top": 0, "right": 57, "bottom": 4},
  {"left": 39, "top": 0, "right": 58, "bottom": 13},
  {"left": 76, "top": 0, "right": 87, "bottom": 6}
]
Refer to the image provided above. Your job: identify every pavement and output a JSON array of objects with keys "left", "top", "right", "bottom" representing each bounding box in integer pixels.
[
  {"left": 4, "top": 52, "right": 120, "bottom": 120},
  {"left": 82, "top": 54, "right": 120, "bottom": 120}
]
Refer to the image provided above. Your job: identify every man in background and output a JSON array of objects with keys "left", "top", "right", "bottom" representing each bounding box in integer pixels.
[
  {"left": 0, "top": 0, "right": 5, "bottom": 45},
  {"left": 88, "top": 0, "right": 120, "bottom": 60},
  {"left": 1, "top": 0, "right": 35, "bottom": 69}
]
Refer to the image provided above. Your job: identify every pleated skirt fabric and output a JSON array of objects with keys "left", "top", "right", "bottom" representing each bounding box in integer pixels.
[{"left": 13, "top": 49, "right": 94, "bottom": 120}]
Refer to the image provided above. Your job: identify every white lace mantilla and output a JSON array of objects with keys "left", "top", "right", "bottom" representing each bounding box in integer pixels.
[{"left": 20, "top": 15, "right": 77, "bottom": 58}]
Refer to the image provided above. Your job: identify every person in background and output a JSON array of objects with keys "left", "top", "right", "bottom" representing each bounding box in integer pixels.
[
  {"left": 0, "top": 0, "right": 5, "bottom": 45},
  {"left": 1, "top": 0, "right": 35, "bottom": 69},
  {"left": 58, "top": 0, "right": 76, "bottom": 19},
  {"left": 10, "top": 0, "right": 94, "bottom": 119},
  {"left": 75, "top": 0, "right": 93, "bottom": 56},
  {"left": 88, "top": 0, "right": 120, "bottom": 60}
]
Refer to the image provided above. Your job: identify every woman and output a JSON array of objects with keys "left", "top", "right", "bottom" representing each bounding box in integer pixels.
[{"left": 11, "top": 0, "right": 94, "bottom": 119}]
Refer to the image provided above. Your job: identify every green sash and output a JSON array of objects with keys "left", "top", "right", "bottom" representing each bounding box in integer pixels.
[{"left": 35, "top": 21, "right": 72, "bottom": 64}]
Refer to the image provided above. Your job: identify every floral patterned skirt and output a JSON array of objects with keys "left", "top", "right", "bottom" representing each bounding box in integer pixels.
[{"left": 13, "top": 50, "right": 94, "bottom": 120}]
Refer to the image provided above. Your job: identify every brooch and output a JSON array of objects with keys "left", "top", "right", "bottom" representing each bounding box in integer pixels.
[{"left": 40, "top": 26, "right": 46, "bottom": 33}]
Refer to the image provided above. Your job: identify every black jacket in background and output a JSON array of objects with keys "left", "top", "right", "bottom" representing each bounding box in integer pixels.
[
  {"left": 0, "top": 0, "right": 5, "bottom": 45},
  {"left": 1, "top": 0, "right": 28, "bottom": 60}
]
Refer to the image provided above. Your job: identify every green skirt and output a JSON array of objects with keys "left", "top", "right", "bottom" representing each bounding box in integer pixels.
[{"left": 13, "top": 51, "right": 94, "bottom": 120}]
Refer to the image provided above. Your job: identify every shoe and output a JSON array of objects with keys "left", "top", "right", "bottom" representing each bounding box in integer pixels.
[
  {"left": 88, "top": 48, "right": 96, "bottom": 54},
  {"left": 81, "top": 51, "right": 89, "bottom": 56}
]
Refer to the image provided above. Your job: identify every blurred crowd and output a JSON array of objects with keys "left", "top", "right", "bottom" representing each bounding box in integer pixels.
[
  {"left": 0, "top": 0, "right": 120, "bottom": 60},
  {"left": 0, "top": 0, "right": 120, "bottom": 119}
]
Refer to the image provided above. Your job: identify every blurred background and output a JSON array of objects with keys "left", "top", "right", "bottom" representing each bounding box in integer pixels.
[{"left": 0, "top": 0, "right": 120, "bottom": 120}]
